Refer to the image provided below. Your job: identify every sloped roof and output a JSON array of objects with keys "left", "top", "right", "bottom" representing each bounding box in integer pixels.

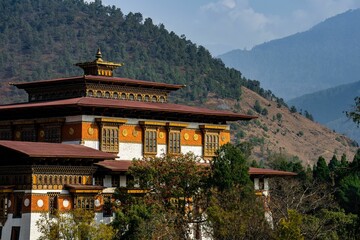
[
  {"left": 0, "top": 97, "right": 256, "bottom": 121},
  {"left": 0, "top": 140, "right": 116, "bottom": 159},
  {"left": 248, "top": 167, "right": 297, "bottom": 176},
  {"left": 96, "top": 160, "right": 297, "bottom": 176},
  {"left": 13, "top": 75, "right": 185, "bottom": 91},
  {"left": 96, "top": 160, "right": 133, "bottom": 172}
]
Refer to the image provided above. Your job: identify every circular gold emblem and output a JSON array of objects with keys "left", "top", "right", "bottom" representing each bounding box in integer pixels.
[
  {"left": 122, "top": 129, "right": 128, "bottom": 137},
  {"left": 88, "top": 127, "right": 94, "bottom": 136},
  {"left": 69, "top": 127, "right": 74, "bottom": 135},
  {"left": 221, "top": 135, "right": 226, "bottom": 141},
  {"left": 193, "top": 134, "right": 199, "bottom": 141},
  {"left": 39, "top": 130, "right": 45, "bottom": 138},
  {"left": 132, "top": 130, "right": 138, "bottom": 137},
  {"left": 184, "top": 133, "right": 189, "bottom": 141},
  {"left": 159, "top": 132, "right": 164, "bottom": 139}
]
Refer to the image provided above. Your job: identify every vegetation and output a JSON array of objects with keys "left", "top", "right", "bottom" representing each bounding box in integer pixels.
[
  {"left": 0, "top": 0, "right": 282, "bottom": 106},
  {"left": 347, "top": 96, "right": 360, "bottom": 126},
  {"left": 108, "top": 144, "right": 360, "bottom": 239},
  {"left": 36, "top": 209, "right": 115, "bottom": 240}
]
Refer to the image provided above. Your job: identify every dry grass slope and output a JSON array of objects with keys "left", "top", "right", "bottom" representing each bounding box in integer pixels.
[{"left": 204, "top": 87, "right": 357, "bottom": 165}]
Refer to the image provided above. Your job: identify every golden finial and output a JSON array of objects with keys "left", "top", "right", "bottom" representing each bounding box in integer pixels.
[
  {"left": 95, "top": 48, "right": 103, "bottom": 62},
  {"left": 75, "top": 49, "right": 123, "bottom": 77}
]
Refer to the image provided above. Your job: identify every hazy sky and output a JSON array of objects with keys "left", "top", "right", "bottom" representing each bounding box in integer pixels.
[{"left": 98, "top": 0, "right": 360, "bottom": 55}]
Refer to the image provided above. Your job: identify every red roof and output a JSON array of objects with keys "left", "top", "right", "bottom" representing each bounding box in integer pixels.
[
  {"left": 249, "top": 167, "right": 297, "bottom": 176},
  {"left": 96, "top": 160, "right": 133, "bottom": 172},
  {"left": 96, "top": 160, "right": 297, "bottom": 176},
  {"left": 0, "top": 140, "right": 116, "bottom": 159},
  {"left": 0, "top": 97, "right": 256, "bottom": 121},
  {"left": 13, "top": 75, "right": 185, "bottom": 91}
]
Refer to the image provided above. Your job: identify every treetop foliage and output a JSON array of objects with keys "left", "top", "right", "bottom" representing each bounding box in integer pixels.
[{"left": 0, "top": 0, "right": 276, "bottom": 106}]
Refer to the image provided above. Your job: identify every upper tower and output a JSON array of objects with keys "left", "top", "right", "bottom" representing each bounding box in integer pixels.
[{"left": 75, "top": 48, "right": 123, "bottom": 77}]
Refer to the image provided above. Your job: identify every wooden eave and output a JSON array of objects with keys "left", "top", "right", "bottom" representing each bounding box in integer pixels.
[
  {"left": 12, "top": 75, "right": 185, "bottom": 92},
  {"left": 0, "top": 97, "right": 256, "bottom": 123}
]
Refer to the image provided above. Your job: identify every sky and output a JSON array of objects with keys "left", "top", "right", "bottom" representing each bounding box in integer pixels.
[{"left": 96, "top": 0, "right": 360, "bottom": 56}]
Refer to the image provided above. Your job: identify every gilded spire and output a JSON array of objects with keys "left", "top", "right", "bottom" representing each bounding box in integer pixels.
[
  {"left": 75, "top": 49, "right": 123, "bottom": 77},
  {"left": 95, "top": 48, "right": 103, "bottom": 62}
]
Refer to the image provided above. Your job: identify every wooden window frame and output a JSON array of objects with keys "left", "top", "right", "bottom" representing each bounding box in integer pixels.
[
  {"left": 96, "top": 118, "right": 127, "bottom": 153},
  {"left": 200, "top": 125, "right": 227, "bottom": 158},
  {"left": 140, "top": 121, "right": 167, "bottom": 156},
  {"left": 74, "top": 196, "right": 94, "bottom": 210},
  {"left": 168, "top": 130, "right": 181, "bottom": 154}
]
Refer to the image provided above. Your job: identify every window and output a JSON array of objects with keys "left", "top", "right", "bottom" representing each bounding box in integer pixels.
[
  {"left": 21, "top": 126, "right": 36, "bottom": 141},
  {"left": 94, "top": 176, "right": 104, "bottom": 186},
  {"left": 100, "top": 126, "right": 119, "bottom": 153},
  {"left": 48, "top": 194, "right": 58, "bottom": 217},
  {"left": 43, "top": 124, "right": 62, "bottom": 143},
  {"left": 204, "top": 132, "right": 219, "bottom": 157},
  {"left": 0, "top": 127, "right": 12, "bottom": 140},
  {"left": 103, "top": 196, "right": 112, "bottom": 217},
  {"left": 111, "top": 175, "right": 119, "bottom": 187},
  {"left": 11, "top": 227, "right": 20, "bottom": 240},
  {"left": 168, "top": 131, "right": 181, "bottom": 154},
  {"left": 75, "top": 196, "right": 94, "bottom": 210},
  {"left": 144, "top": 129, "right": 157, "bottom": 155},
  {"left": 13, "top": 195, "right": 23, "bottom": 218},
  {"left": 96, "top": 118, "right": 127, "bottom": 153},
  {"left": 0, "top": 194, "right": 8, "bottom": 224}
]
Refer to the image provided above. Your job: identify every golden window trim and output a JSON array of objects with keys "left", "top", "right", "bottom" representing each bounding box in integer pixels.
[
  {"left": 202, "top": 131, "right": 220, "bottom": 158},
  {"left": 168, "top": 130, "right": 181, "bottom": 155},
  {"left": 96, "top": 118, "right": 127, "bottom": 125},
  {"left": 96, "top": 118, "right": 126, "bottom": 153},
  {"left": 199, "top": 124, "right": 227, "bottom": 131},
  {"left": 143, "top": 128, "right": 158, "bottom": 155},
  {"left": 139, "top": 121, "right": 166, "bottom": 127}
]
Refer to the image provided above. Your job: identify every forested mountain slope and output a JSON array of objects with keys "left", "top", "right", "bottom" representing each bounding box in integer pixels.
[
  {"left": 219, "top": 9, "right": 360, "bottom": 100},
  {"left": 0, "top": 0, "right": 357, "bottom": 163},
  {"left": 0, "top": 0, "right": 271, "bottom": 105}
]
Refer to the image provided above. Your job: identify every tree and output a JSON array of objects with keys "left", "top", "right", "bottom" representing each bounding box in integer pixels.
[
  {"left": 113, "top": 153, "right": 210, "bottom": 239},
  {"left": 313, "top": 156, "right": 330, "bottom": 182},
  {"left": 275, "top": 209, "right": 304, "bottom": 240},
  {"left": 290, "top": 106, "right": 297, "bottom": 113},
  {"left": 207, "top": 143, "right": 271, "bottom": 239},
  {"left": 210, "top": 143, "right": 251, "bottom": 192},
  {"left": 36, "top": 209, "right": 115, "bottom": 240},
  {"left": 346, "top": 96, "right": 360, "bottom": 126}
]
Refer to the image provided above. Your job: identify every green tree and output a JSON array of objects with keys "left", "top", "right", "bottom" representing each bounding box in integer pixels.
[
  {"left": 36, "top": 209, "right": 115, "bottom": 240},
  {"left": 210, "top": 143, "right": 251, "bottom": 192},
  {"left": 346, "top": 96, "right": 360, "bottom": 126},
  {"left": 207, "top": 143, "right": 271, "bottom": 239},
  {"left": 275, "top": 209, "right": 304, "bottom": 240},
  {"left": 313, "top": 156, "right": 330, "bottom": 182},
  {"left": 113, "top": 153, "right": 209, "bottom": 239}
]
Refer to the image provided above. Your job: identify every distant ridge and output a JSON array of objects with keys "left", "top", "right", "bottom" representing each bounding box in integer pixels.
[
  {"left": 220, "top": 9, "right": 360, "bottom": 100},
  {"left": 288, "top": 81, "right": 360, "bottom": 143}
]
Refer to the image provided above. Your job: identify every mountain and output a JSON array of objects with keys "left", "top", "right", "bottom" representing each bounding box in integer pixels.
[
  {"left": 288, "top": 81, "right": 360, "bottom": 142},
  {"left": 0, "top": 0, "right": 357, "bottom": 163},
  {"left": 204, "top": 87, "right": 357, "bottom": 165},
  {"left": 219, "top": 9, "right": 360, "bottom": 100},
  {"left": 0, "top": 0, "right": 271, "bottom": 106}
]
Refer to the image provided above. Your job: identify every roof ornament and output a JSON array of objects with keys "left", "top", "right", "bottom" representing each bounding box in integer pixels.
[
  {"left": 95, "top": 48, "right": 103, "bottom": 62},
  {"left": 75, "top": 49, "right": 123, "bottom": 77}
]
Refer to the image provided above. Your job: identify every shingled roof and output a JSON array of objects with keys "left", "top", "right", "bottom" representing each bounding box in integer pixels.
[{"left": 0, "top": 140, "right": 116, "bottom": 159}]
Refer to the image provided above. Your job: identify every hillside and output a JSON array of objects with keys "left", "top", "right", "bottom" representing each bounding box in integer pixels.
[
  {"left": 204, "top": 87, "right": 358, "bottom": 165},
  {"left": 219, "top": 9, "right": 360, "bottom": 100},
  {"left": 0, "top": 0, "right": 357, "bottom": 165},
  {"left": 288, "top": 81, "right": 360, "bottom": 143},
  {"left": 0, "top": 0, "right": 270, "bottom": 105}
]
